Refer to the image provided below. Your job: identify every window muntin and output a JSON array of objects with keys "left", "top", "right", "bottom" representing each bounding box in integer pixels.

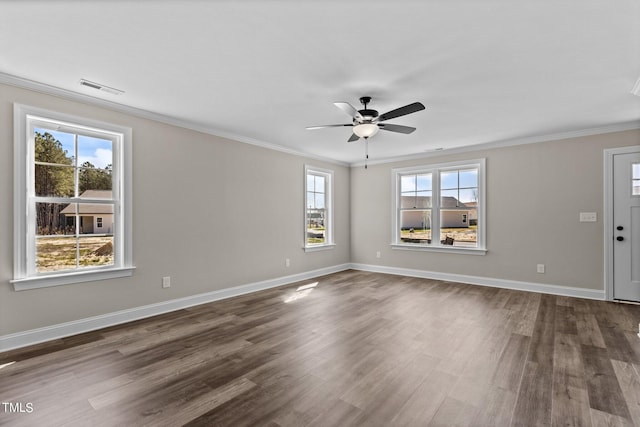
[
  {"left": 393, "top": 160, "right": 485, "bottom": 252},
  {"left": 304, "top": 166, "right": 334, "bottom": 249},
  {"left": 13, "top": 104, "right": 133, "bottom": 289}
]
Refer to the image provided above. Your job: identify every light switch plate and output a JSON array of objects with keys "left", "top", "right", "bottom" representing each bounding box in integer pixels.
[{"left": 579, "top": 212, "right": 597, "bottom": 222}]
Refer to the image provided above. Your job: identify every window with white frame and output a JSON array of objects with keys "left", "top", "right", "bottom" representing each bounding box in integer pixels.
[
  {"left": 304, "top": 165, "right": 334, "bottom": 250},
  {"left": 392, "top": 159, "right": 486, "bottom": 253},
  {"left": 12, "top": 104, "right": 134, "bottom": 290}
]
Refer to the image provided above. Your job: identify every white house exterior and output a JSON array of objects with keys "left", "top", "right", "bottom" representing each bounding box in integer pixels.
[
  {"left": 60, "top": 190, "right": 114, "bottom": 234},
  {"left": 400, "top": 196, "right": 470, "bottom": 229}
]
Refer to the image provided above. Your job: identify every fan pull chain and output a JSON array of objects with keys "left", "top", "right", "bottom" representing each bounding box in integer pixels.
[{"left": 365, "top": 138, "right": 369, "bottom": 169}]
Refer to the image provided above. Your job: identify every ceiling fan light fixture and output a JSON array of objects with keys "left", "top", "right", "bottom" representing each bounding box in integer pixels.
[{"left": 353, "top": 123, "right": 379, "bottom": 138}]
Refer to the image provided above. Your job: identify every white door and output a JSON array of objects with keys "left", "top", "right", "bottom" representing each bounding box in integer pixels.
[{"left": 613, "top": 151, "right": 640, "bottom": 302}]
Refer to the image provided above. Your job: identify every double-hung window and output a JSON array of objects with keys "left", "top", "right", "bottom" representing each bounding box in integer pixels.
[
  {"left": 12, "top": 104, "right": 134, "bottom": 290},
  {"left": 392, "top": 159, "right": 486, "bottom": 254},
  {"left": 304, "top": 165, "right": 334, "bottom": 251}
]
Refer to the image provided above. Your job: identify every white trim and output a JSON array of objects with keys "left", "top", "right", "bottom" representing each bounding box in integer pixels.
[
  {"left": 391, "top": 158, "right": 486, "bottom": 252},
  {"left": 603, "top": 145, "right": 640, "bottom": 301},
  {"left": 303, "top": 244, "right": 336, "bottom": 252},
  {"left": 0, "top": 71, "right": 347, "bottom": 167},
  {"left": 13, "top": 104, "right": 134, "bottom": 289},
  {"left": 2, "top": 262, "right": 610, "bottom": 351},
  {"left": 2, "top": 72, "right": 637, "bottom": 169},
  {"left": 304, "top": 165, "right": 334, "bottom": 250},
  {"left": 0, "top": 264, "right": 351, "bottom": 352},
  {"left": 351, "top": 263, "right": 605, "bottom": 301},
  {"left": 352, "top": 121, "right": 640, "bottom": 168},
  {"left": 391, "top": 244, "right": 486, "bottom": 255},
  {"left": 11, "top": 267, "right": 136, "bottom": 291}
]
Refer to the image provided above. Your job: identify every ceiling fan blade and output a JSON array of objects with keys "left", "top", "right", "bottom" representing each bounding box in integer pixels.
[
  {"left": 347, "top": 133, "right": 360, "bottom": 142},
  {"left": 378, "top": 102, "right": 425, "bottom": 122},
  {"left": 334, "top": 102, "right": 363, "bottom": 121},
  {"left": 306, "top": 124, "right": 353, "bottom": 130},
  {"left": 378, "top": 123, "right": 416, "bottom": 134}
]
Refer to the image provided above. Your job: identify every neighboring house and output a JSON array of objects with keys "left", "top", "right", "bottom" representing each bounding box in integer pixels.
[
  {"left": 401, "top": 196, "right": 470, "bottom": 229},
  {"left": 60, "top": 190, "right": 114, "bottom": 234}
]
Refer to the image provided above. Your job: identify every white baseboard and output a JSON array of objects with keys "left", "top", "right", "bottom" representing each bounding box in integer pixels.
[
  {"left": 350, "top": 263, "right": 605, "bottom": 301},
  {"left": 1, "top": 262, "right": 606, "bottom": 352},
  {"left": 0, "top": 264, "right": 351, "bottom": 352}
]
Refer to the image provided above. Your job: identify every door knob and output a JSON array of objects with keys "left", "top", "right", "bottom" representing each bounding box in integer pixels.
[
  {"left": 617, "top": 236, "right": 624, "bottom": 241},
  {"left": 617, "top": 225, "right": 624, "bottom": 231}
]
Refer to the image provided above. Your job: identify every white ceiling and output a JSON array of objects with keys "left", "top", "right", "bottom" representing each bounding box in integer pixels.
[{"left": 2, "top": 0, "right": 639, "bottom": 164}]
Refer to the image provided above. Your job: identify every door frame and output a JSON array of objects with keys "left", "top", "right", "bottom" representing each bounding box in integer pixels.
[{"left": 604, "top": 145, "right": 640, "bottom": 301}]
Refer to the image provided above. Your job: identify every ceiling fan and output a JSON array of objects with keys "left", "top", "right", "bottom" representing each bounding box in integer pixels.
[{"left": 306, "top": 96, "right": 426, "bottom": 142}]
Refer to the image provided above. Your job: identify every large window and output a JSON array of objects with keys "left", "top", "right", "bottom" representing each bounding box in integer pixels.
[
  {"left": 304, "top": 165, "right": 334, "bottom": 251},
  {"left": 12, "top": 104, "right": 133, "bottom": 290},
  {"left": 392, "top": 159, "right": 486, "bottom": 253}
]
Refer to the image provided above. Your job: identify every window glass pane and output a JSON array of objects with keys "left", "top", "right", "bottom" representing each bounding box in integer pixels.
[
  {"left": 34, "top": 129, "right": 75, "bottom": 166},
  {"left": 307, "top": 208, "right": 325, "bottom": 245},
  {"left": 633, "top": 163, "right": 640, "bottom": 179},
  {"left": 459, "top": 188, "right": 478, "bottom": 204},
  {"left": 306, "top": 174, "right": 315, "bottom": 192},
  {"left": 315, "top": 193, "right": 325, "bottom": 209},
  {"left": 459, "top": 169, "right": 478, "bottom": 188},
  {"left": 441, "top": 189, "right": 459, "bottom": 207},
  {"left": 440, "top": 210, "right": 477, "bottom": 248},
  {"left": 307, "top": 191, "right": 315, "bottom": 208},
  {"left": 401, "top": 175, "right": 416, "bottom": 192},
  {"left": 77, "top": 135, "right": 112, "bottom": 168},
  {"left": 440, "top": 171, "right": 458, "bottom": 189},
  {"left": 78, "top": 166, "right": 113, "bottom": 196},
  {"left": 415, "top": 190, "right": 432, "bottom": 208},
  {"left": 400, "top": 210, "right": 431, "bottom": 243},
  {"left": 79, "top": 236, "right": 114, "bottom": 268},
  {"left": 633, "top": 163, "right": 640, "bottom": 196},
  {"left": 314, "top": 175, "right": 325, "bottom": 192},
  {"left": 36, "top": 235, "right": 77, "bottom": 273},
  {"left": 400, "top": 194, "right": 416, "bottom": 208},
  {"left": 34, "top": 164, "right": 74, "bottom": 197},
  {"left": 36, "top": 202, "right": 74, "bottom": 236},
  {"left": 416, "top": 173, "right": 432, "bottom": 191}
]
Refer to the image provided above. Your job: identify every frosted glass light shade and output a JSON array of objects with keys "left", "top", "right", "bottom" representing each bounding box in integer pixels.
[{"left": 353, "top": 123, "right": 379, "bottom": 138}]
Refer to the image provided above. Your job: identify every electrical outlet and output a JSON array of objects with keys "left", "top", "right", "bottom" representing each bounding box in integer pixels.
[
  {"left": 162, "top": 276, "right": 171, "bottom": 288},
  {"left": 376, "top": 251, "right": 381, "bottom": 259},
  {"left": 537, "top": 264, "right": 545, "bottom": 274},
  {"left": 285, "top": 258, "right": 290, "bottom": 268}
]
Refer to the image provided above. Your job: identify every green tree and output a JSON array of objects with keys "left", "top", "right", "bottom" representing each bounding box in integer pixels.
[
  {"left": 34, "top": 132, "right": 73, "bottom": 234},
  {"left": 34, "top": 132, "right": 74, "bottom": 197},
  {"left": 79, "top": 161, "right": 112, "bottom": 193}
]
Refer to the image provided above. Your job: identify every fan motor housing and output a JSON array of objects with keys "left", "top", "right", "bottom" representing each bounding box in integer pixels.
[{"left": 358, "top": 109, "right": 379, "bottom": 120}]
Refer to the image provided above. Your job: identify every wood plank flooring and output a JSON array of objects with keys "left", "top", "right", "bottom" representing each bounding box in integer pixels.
[{"left": 1, "top": 270, "right": 640, "bottom": 426}]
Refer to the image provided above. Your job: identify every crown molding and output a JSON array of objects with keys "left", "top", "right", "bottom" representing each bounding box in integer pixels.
[
  {"left": 350, "top": 120, "right": 640, "bottom": 167},
  {"left": 0, "top": 72, "right": 348, "bottom": 167}
]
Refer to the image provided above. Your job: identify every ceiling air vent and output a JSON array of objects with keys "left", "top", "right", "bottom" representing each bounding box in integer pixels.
[{"left": 79, "top": 79, "right": 124, "bottom": 95}]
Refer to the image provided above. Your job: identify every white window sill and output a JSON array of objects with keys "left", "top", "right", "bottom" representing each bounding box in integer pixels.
[
  {"left": 303, "top": 244, "right": 336, "bottom": 253},
  {"left": 391, "top": 244, "right": 487, "bottom": 255},
  {"left": 11, "top": 267, "right": 136, "bottom": 291}
]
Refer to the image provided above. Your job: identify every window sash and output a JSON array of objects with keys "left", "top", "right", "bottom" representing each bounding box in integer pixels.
[
  {"left": 13, "top": 104, "right": 133, "bottom": 290},
  {"left": 304, "top": 166, "right": 334, "bottom": 249},
  {"left": 392, "top": 159, "right": 485, "bottom": 252}
]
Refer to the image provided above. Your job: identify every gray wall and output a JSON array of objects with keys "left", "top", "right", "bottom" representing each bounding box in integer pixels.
[
  {"left": 1, "top": 81, "right": 638, "bottom": 338},
  {"left": 350, "top": 130, "right": 640, "bottom": 290},
  {"left": 0, "top": 83, "right": 350, "bottom": 336}
]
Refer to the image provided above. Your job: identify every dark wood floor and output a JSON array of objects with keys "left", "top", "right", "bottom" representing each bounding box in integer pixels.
[{"left": 1, "top": 270, "right": 640, "bottom": 426}]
